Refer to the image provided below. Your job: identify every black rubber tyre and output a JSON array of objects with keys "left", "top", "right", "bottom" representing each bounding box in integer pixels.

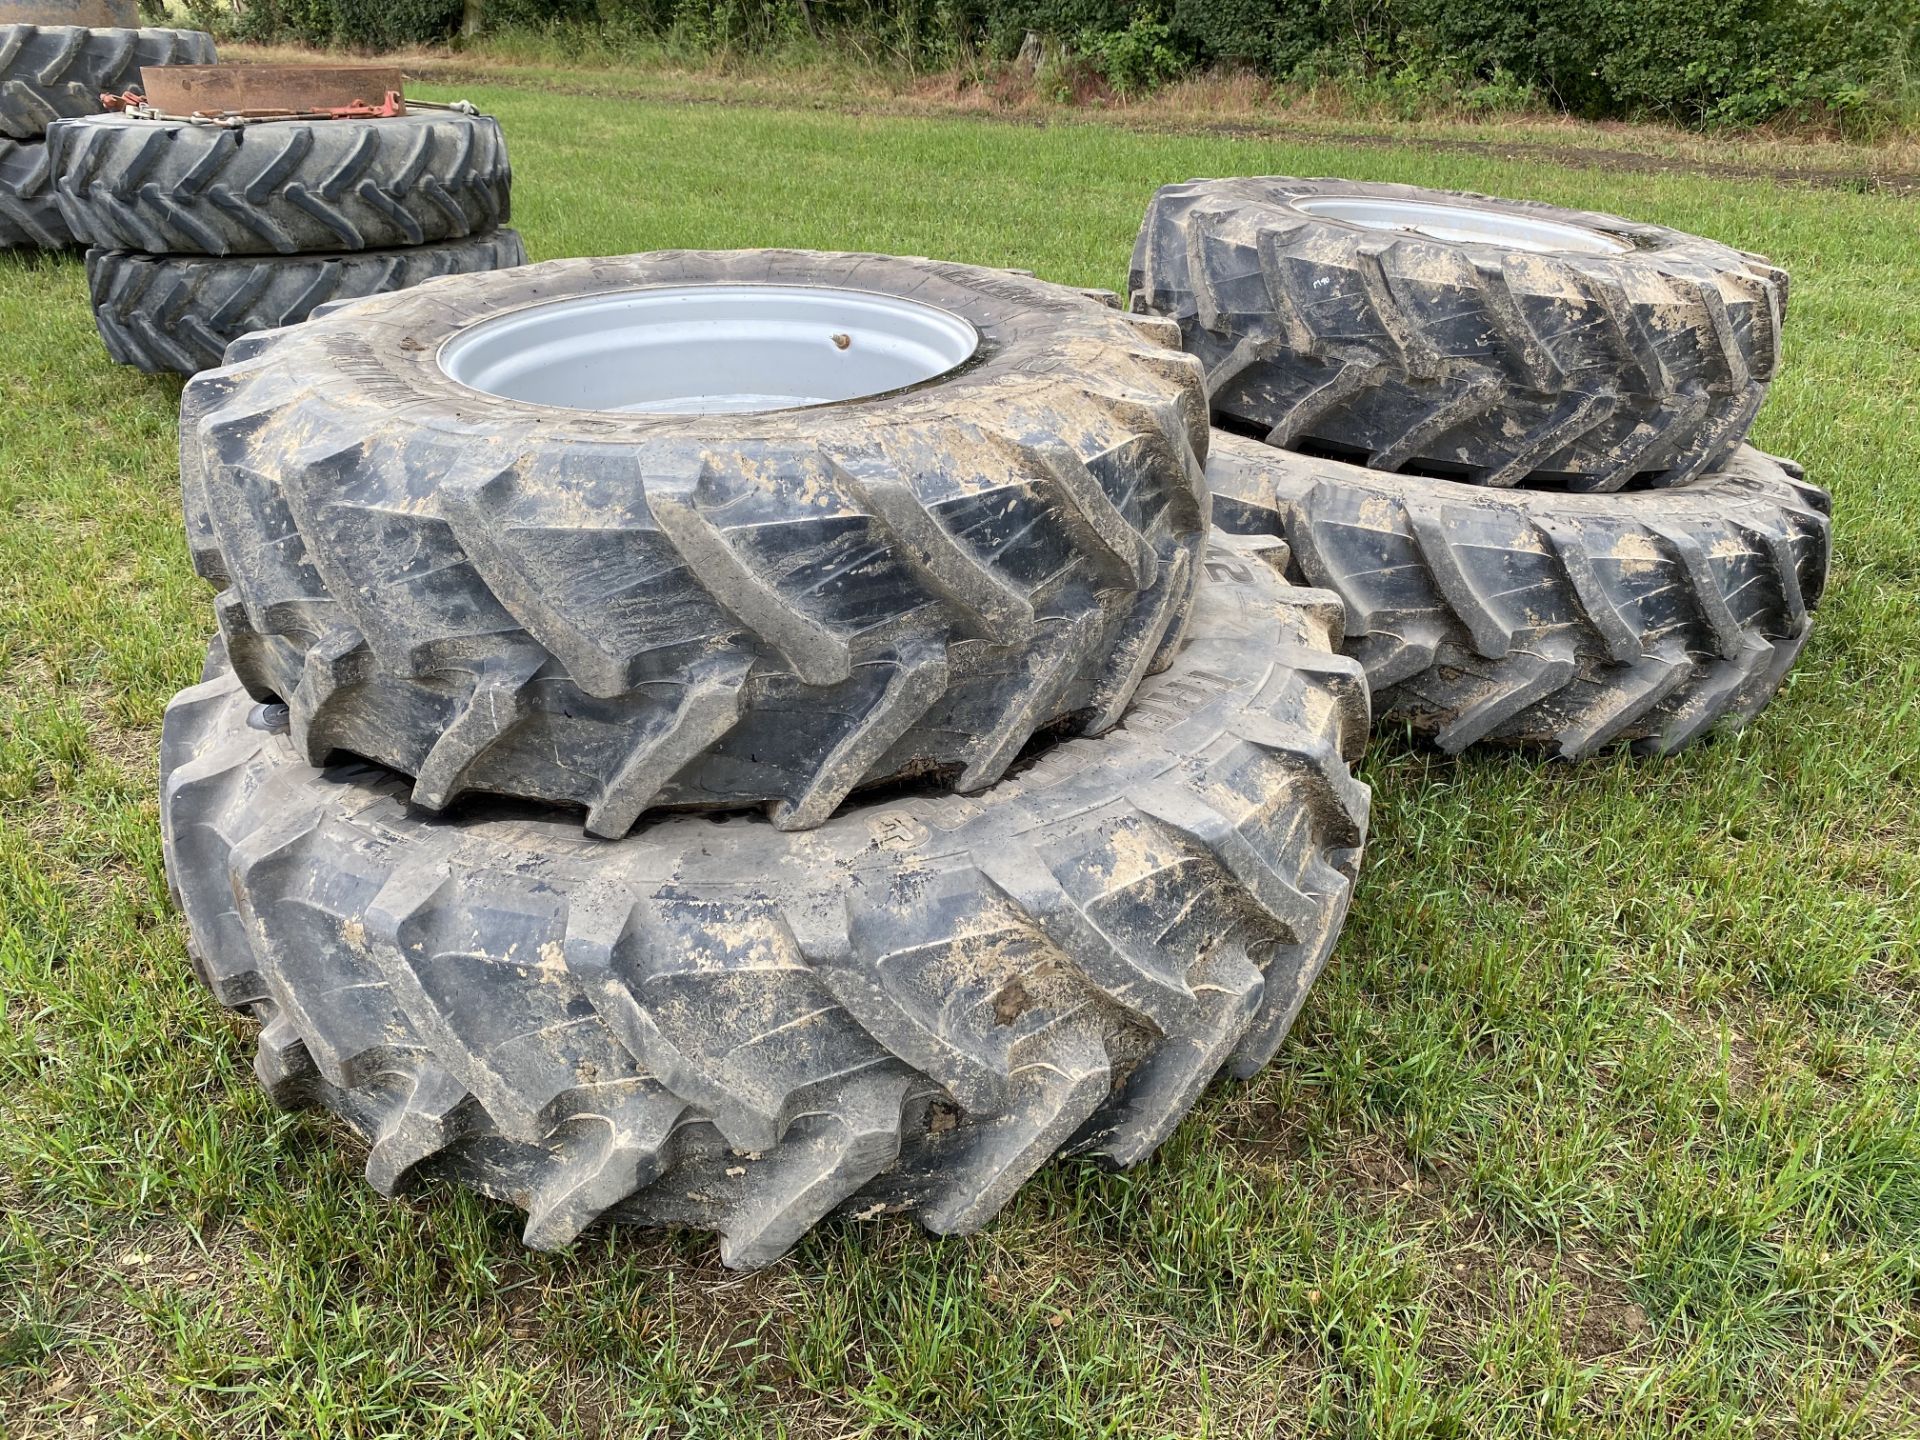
[
  {"left": 86, "top": 229, "right": 528, "bottom": 375},
  {"left": 160, "top": 535, "right": 1370, "bottom": 1268},
  {"left": 47, "top": 107, "right": 508, "bottom": 256},
  {"left": 0, "top": 24, "right": 213, "bottom": 139},
  {"left": 0, "top": 134, "right": 65, "bottom": 246},
  {"left": 1206, "top": 429, "right": 1829, "bottom": 757},
  {"left": 182, "top": 250, "right": 1212, "bottom": 836},
  {"left": 1133, "top": 178, "right": 1787, "bottom": 492}
]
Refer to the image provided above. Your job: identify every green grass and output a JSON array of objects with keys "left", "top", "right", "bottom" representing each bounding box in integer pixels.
[{"left": 3, "top": 79, "right": 1919, "bottom": 1437}]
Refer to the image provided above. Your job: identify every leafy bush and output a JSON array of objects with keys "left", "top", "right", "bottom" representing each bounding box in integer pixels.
[
  {"left": 238, "top": 0, "right": 466, "bottom": 50},
  {"left": 1077, "top": 14, "right": 1187, "bottom": 96},
  {"left": 229, "top": 0, "right": 1918, "bottom": 129},
  {"left": 1401, "top": 0, "right": 1918, "bottom": 127}
]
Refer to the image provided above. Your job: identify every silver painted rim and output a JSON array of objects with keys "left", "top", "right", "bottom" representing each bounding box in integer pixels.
[
  {"left": 437, "top": 283, "right": 982, "bottom": 415},
  {"left": 1291, "top": 195, "right": 1630, "bottom": 256}
]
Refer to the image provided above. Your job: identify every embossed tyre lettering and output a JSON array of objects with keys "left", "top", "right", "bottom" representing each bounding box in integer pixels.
[
  {"left": 161, "top": 538, "right": 1368, "bottom": 1267},
  {"left": 178, "top": 251, "right": 1213, "bottom": 834},
  {"left": 1207, "top": 430, "right": 1829, "bottom": 757},
  {"left": 1133, "top": 178, "right": 1786, "bottom": 491}
]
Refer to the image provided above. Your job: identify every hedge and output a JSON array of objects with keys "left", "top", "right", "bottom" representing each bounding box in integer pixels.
[{"left": 226, "top": 0, "right": 1918, "bottom": 129}]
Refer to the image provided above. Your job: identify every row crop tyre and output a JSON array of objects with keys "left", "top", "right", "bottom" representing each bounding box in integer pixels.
[
  {"left": 1133, "top": 178, "right": 1787, "bottom": 492},
  {"left": 160, "top": 536, "right": 1371, "bottom": 1268},
  {"left": 0, "top": 24, "right": 213, "bottom": 139},
  {"left": 47, "top": 107, "right": 508, "bottom": 255},
  {"left": 0, "top": 135, "right": 64, "bottom": 246},
  {"left": 1206, "top": 429, "right": 1830, "bottom": 757},
  {"left": 87, "top": 229, "right": 529, "bottom": 375},
  {"left": 181, "top": 250, "right": 1213, "bottom": 836}
]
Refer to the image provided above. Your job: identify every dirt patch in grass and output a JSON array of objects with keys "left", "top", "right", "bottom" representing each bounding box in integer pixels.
[
  {"left": 1559, "top": 1267, "right": 1654, "bottom": 1362},
  {"left": 77, "top": 695, "right": 154, "bottom": 790},
  {"left": 1, "top": 1222, "right": 270, "bottom": 1436}
]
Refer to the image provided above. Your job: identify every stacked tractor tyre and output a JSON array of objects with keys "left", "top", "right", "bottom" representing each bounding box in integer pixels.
[
  {"left": 47, "top": 93, "right": 524, "bottom": 374},
  {"left": 153, "top": 182, "right": 1824, "bottom": 1268},
  {"left": 1130, "top": 178, "right": 1826, "bottom": 759},
  {"left": 0, "top": 3, "right": 213, "bottom": 251}
]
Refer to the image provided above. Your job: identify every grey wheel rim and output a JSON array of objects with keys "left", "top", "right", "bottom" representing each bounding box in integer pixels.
[
  {"left": 437, "top": 283, "right": 981, "bottom": 414},
  {"left": 1290, "top": 194, "right": 1630, "bottom": 255}
]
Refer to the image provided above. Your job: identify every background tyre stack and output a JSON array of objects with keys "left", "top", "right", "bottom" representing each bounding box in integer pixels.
[
  {"left": 45, "top": 65, "right": 523, "bottom": 375},
  {"left": 1130, "top": 177, "right": 1827, "bottom": 758},
  {"left": 0, "top": 0, "right": 213, "bottom": 252}
]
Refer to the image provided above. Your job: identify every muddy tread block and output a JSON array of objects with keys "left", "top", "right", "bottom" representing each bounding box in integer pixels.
[
  {"left": 1207, "top": 431, "right": 1828, "bottom": 757},
  {"left": 158, "top": 540, "right": 1368, "bottom": 1266}
]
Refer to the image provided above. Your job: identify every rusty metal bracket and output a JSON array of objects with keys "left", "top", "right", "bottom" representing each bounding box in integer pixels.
[
  {"left": 98, "top": 62, "right": 479, "bottom": 128},
  {"left": 100, "top": 90, "right": 478, "bottom": 128},
  {"left": 141, "top": 62, "right": 403, "bottom": 115}
]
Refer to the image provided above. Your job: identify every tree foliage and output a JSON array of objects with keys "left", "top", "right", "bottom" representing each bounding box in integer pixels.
[{"left": 231, "top": 0, "right": 1918, "bottom": 130}]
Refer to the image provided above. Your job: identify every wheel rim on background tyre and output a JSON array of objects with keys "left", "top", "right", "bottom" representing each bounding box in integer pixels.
[
  {"left": 1288, "top": 193, "right": 1633, "bottom": 255},
  {"left": 161, "top": 535, "right": 1368, "bottom": 1268}
]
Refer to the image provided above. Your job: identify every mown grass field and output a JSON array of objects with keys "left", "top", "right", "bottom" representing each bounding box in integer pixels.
[{"left": 2, "top": 73, "right": 1918, "bottom": 1438}]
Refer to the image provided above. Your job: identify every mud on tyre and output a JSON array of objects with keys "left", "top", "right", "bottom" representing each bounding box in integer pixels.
[
  {"left": 1133, "top": 178, "right": 1786, "bottom": 492},
  {"left": 181, "top": 250, "right": 1213, "bottom": 835},
  {"left": 1207, "top": 429, "right": 1829, "bottom": 757},
  {"left": 161, "top": 535, "right": 1369, "bottom": 1267}
]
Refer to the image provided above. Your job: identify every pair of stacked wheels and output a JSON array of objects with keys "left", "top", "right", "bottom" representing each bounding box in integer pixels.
[
  {"left": 162, "top": 251, "right": 1374, "bottom": 1267},
  {"left": 0, "top": 2, "right": 212, "bottom": 250},
  {"left": 1131, "top": 179, "right": 1828, "bottom": 757},
  {"left": 47, "top": 99, "right": 523, "bottom": 374}
]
